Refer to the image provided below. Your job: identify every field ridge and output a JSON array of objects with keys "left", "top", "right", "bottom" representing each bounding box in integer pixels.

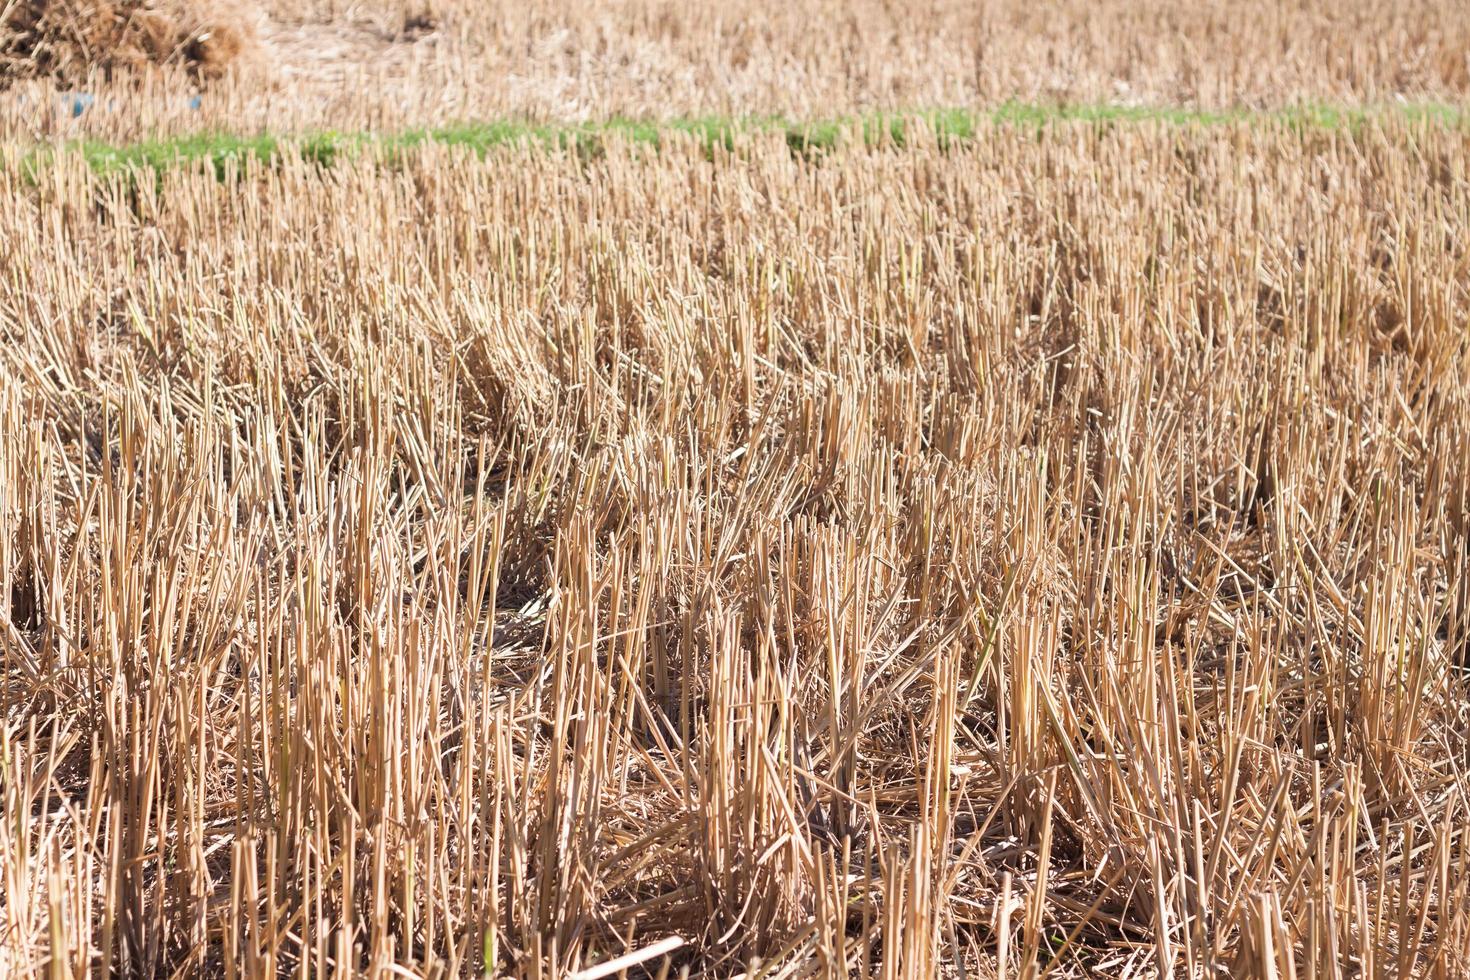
[{"left": 14, "top": 100, "right": 1468, "bottom": 176}]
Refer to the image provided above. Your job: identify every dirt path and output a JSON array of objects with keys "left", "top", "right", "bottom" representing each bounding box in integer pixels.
[{"left": 256, "top": 11, "right": 441, "bottom": 90}]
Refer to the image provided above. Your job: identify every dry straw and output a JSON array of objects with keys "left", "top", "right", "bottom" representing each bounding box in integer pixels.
[
  {"left": 0, "top": 119, "right": 1468, "bottom": 976},
  {"left": 0, "top": 0, "right": 251, "bottom": 84}
]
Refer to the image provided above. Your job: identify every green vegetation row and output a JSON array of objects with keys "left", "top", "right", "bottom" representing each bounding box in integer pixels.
[{"left": 20, "top": 102, "right": 1470, "bottom": 177}]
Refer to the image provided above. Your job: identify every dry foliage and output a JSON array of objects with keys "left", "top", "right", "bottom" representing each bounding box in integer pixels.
[
  {"left": 2, "top": 122, "right": 1470, "bottom": 976},
  {"left": 0, "top": 0, "right": 249, "bottom": 85}
]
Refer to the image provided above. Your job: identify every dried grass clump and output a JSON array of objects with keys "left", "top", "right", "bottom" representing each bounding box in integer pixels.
[
  {"left": 0, "top": 0, "right": 249, "bottom": 84},
  {"left": 1, "top": 123, "right": 1470, "bottom": 976}
]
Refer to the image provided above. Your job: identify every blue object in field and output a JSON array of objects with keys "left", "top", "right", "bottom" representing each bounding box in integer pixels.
[
  {"left": 63, "top": 92, "right": 95, "bottom": 118},
  {"left": 49, "top": 92, "right": 197, "bottom": 117}
]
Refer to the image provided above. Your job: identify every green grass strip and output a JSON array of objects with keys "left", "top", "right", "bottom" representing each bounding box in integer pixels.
[{"left": 16, "top": 101, "right": 1470, "bottom": 178}]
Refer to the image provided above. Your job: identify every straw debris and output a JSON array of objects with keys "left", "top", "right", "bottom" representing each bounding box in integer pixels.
[{"left": 0, "top": 0, "right": 249, "bottom": 83}]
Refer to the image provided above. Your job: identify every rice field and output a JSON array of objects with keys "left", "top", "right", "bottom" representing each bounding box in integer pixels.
[
  {"left": 2, "top": 116, "right": 1469, "bottom": 977},
  {"left": 5, "top": 0, "right": 1470, "bottom": 142},
  {"left": 5, "top": 1, "right": 1470, "bottom": 976}
]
